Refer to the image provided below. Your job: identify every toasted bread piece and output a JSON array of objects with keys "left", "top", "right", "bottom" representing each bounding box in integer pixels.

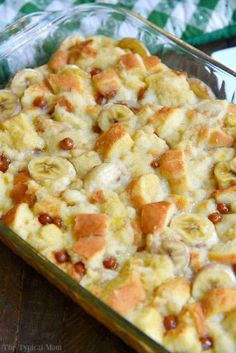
[
  {"left": 128, "top": 173, "right": 163, "bottom": 210},
  {"left": 132, "top": 129, "right": 168, "bottom": 158},
  {"left": 74, "top": 213, "right": 108, "bottom": 238},
  {"left": 34, "top": 194, "right": 66, "bottom": 218},
  {"left": 94, "top": 123, "right": 133, "bottom": 159},
  {"left": 160, "top": 150, "right": 189, "bottom": 194},
  {"left": 2, "top": 113, "right": 44, "bottom": 151},
  {"left": 201, "top": 288, "right": 236, "bottom": 317},
  {"left": 188, "top": 78, "right": 214, "bottom": 99},
  {"left": 154, "top": 278, "right": 190, "bottom": 315},
  {"left": 179, "top": 303, "right": 208, "bottom": 338},
  {"left": 48, "top": 50, "right": 69, "bottom": 72},
  {"left": 143, "top": 55, "right": 161, "bottom": 71},
  {"left": 48, "top": 71, "right": 81, "bottom": 93},
  {"left": 10, "top": 170, "right": 35, "bottom": 207},
  {"left": 146, "top": 70, "right": 196, "bottom": 107},
  {"left": 3, "top": 203, "right": 40, "bottom": 240},
  {"left": 92, "top": 69, "right": 121, "bottom": 97},
  {"left": 199, "top": 127, "right": 234, "bottom": 148},
  {"left": 120, "top": 53, "right": 145, "bottom": 70},
  {"left": 104, "top": 272, "right": 145, "bottom": 316},
  {"left": 140, "top": 201, "right": 175, "bottom": 234},
  {"left": 166, "top": 194, "right": 190, "bottom": 212},
  {"left": 225, "top": 104, "right": 236, "bottom": 127},
  {"left": 149, "top": 107, "right": 184, "bottom": 140},
  {"left": 28, "top": 223, "right": 64, "bottom": 252},
  {"left": 72, "top": 235, "right": 105, "bottom": 259}
]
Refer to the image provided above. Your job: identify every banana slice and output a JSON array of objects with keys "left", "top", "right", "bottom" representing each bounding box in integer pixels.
[
  {"left": 188, "top": 78, "right": 215, "bottom": 99},
  {"left": 117, "top": 38, "right": 149, "bottom": 57},
  {"left": 98, "top": 104, "right": 136, "bottom": 135},
  {"left": 10, "top": 69, "right": 43, "bottom": 97},
  {"left": 146, "top": 228, "right": 190, "bottom": 272},
  {"left": 208, "top": 239, "right": 236, "bottom": 264},
  {"left": 28, "top": 156, "right": 76, "bottom": 183},
  {"left": 0, "top": 89, "right": 21, "bottom": 120},
  {"left": 214, "top": 161, "right": 236, "bottom": 188},
  {"left": 170, "top": 213, "right": 218, "bottom": 248},
  {"left": 161, "top": 236, "right": 190, "bottom": 272},
  {"left": 60, "top": 65, "right": 90, "bottom": 79},
  {"left": 192, "top": 264, "right": 236, "bottom": 300}
]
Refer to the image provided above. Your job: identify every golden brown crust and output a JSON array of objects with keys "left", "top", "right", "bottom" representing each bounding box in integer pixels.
[
  {"left": 92, "top": 69, "right": 121, "bottom": 97},
  {"left": 74, "top": 213, "right": 108, "bottom": 238},
  {"left": 159, "top": 150, "right": 189, "bottom": 193},
  {"left": 154, "top": 278, "right": 191, "bottom": 315},
  {"left": 3, "top": 204, "right": 20, "bottom": 226},
  {"left": 94, "top": 123, "right": 132, "bottom": 159},
  {"left": 149, "top": 107, "right": 175, "bottom": 125},
  {"left": 143, "top": 55, "right": 161, "bottom": 70},
  {"left": 76, "top": 39, "right": 97, "bottom": 57},
  {"left": 198, "top": 127, "right": 234, "bottom": 148},
  {"left": 10, "top": 170, "right": 35, "bottom": 207},
  {"left": 209, "top": 129, "right": 234, "bottom": 148},
  {"left": 128, "top": 173, "right": 163, "bottom": 210},
  {"left": 120, "top": 53, "right": 145, "bottom": 70},
  {"left": 179, "top": 303, "right": 208, "bottom": 338},
  {"left": 48, "top": 72, "right": 81, "bottom": 92},
  {"left": 72, "top": 235, "right": 105, "bottom": 259},
  {"left": 105, "top": 273, "right": 146, "bottom": 316},
  {"left": 201, "top": 288, "right": 236, "bottom": 317},
  {"left": 166, "top": 194, "right": 190, "bottom": 212},
  {"left": 48, "top": 50, "right": 69, "bottom": 72},
  {"left": 140, "top": 201, "right": 175, "bottom": 234}
]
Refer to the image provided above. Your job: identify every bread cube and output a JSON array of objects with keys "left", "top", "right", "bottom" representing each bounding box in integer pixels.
[
  {"left": 94, "top": 123, "right": 133, "bottom": 159},
  {"left": 140, "top": 201, "right": 175, "bottom": 234}
]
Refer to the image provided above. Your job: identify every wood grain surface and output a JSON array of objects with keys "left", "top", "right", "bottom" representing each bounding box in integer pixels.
[
  {"left": 0, "top": 39, "right": 234, "bottom": 353},
  {"left": 0, "top": 242, "right": 135, "bottom": 353}
]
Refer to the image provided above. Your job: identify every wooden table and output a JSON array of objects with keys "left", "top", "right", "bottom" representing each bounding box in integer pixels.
[{"left": 0, "top": 38, "right": 235, "bottom": 353}]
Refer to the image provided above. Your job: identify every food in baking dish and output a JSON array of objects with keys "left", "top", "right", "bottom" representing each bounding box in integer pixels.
[{"left": 1, "top": 35, "right": 236, "bottom": 353}]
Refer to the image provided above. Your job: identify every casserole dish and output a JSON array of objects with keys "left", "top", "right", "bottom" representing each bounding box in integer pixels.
[{"left": 0, "top": 4, "right": 236, "bottom": 353}]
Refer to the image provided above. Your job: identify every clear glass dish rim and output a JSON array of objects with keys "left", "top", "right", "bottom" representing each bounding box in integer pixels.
[
  {"left": 0, "top": 4, "right": 235, "bottom": 353},
  {"left": 0, "top": 3, "right": 236, "bottom": 77}
]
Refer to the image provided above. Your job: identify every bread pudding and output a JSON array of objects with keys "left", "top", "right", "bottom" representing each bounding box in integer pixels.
[{"left": 1, "top": 35, "right": 236, "bottom": 353}]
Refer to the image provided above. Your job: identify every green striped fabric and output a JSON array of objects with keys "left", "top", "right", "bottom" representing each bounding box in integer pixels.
[{"left": 0, "top": 0, "right": 236, "bottom": 45}]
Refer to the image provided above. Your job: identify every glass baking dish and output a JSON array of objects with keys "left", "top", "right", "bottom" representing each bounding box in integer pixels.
[{"left": 0, "top": 4, "right": 236, "bottom": 353}]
